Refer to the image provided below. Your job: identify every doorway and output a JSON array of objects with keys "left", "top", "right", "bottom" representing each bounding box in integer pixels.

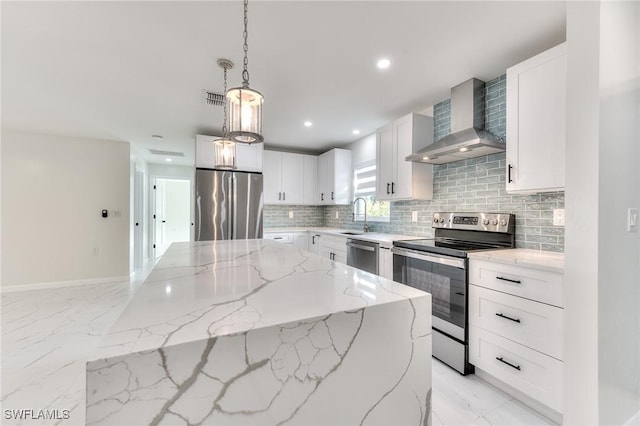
[
  {"left": 152, "top": 178, "right": 191, "bottom": 258},
  {"left": 134, "top": 168, "right": 144, "bottom": 268}
]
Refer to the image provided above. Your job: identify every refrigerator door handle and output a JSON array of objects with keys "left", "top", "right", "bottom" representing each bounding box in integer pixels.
[
  {"left": 196, "top": 195, "right": 202, "bottom": 241},
  {"left": 227, "top": 175, "right": 234, "bottom": 239}
]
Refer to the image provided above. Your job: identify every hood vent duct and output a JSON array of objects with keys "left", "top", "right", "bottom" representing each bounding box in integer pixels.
[{"left": 406, "top": 78, "right": 505, "bottom": 164}]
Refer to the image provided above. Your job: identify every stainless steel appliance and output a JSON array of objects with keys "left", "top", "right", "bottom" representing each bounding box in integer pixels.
[
  {"left": 195, "top": 168, "right": 263, "bottom": 241},
  {"left": 392, "top": 212, "right": 515, "bottom": 375},
  {"left": 346, "top": 238, "right": 379, "bottom": 274}
]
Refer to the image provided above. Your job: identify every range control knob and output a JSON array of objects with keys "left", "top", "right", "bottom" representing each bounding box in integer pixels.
[
  {"left": 439, "top": 218, "right": 445, "bottom": 223},
  {"left": 491, "top": 219, "right": 499, "bottom": 226},
  {"left": 482, "top": 219, "right": 490, "bottom": 226},
  {"left": 500, "top": 220, "right": 507, "bottom": 226}
]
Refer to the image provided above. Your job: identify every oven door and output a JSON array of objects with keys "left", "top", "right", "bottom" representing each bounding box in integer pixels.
[{"left": 392, "top": 247, "right": 467, "bottom": 341}]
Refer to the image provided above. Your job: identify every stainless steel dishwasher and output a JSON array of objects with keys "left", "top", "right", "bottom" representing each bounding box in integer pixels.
[{"left": 346, "top": 238, "right": 379, "bottom": 274}]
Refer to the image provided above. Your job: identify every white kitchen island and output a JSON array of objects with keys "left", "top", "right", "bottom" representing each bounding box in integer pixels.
[{"left": 86, "top": 239, "right": 432, "bottom": 425}]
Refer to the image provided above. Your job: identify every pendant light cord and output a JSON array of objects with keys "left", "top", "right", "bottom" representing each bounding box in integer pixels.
[
  {"left": 242, "top": 0, "right": 250, "bottom": 86},
  {"left": 222, "top": 64, "right": 229, "bottom": 137}
]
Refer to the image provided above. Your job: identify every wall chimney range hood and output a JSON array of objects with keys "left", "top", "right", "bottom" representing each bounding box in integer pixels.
[{"left": 406, "top": 78, "right": 505, "bottom": 164}]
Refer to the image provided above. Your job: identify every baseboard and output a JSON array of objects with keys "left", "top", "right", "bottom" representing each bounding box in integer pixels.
[
  {"left": 1, "top": 275, "right": 131, "bottom": 293},
  {"left": 625, "top": 409, "right": 640, "bottom": 425}
]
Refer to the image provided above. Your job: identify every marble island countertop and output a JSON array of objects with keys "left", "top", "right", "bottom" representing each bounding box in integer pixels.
[
  {"left": 90, "top": 239, "right": 428, "bottom": 361},
  {"left": 468, "top": 248, "right": 565, "bottom": 273},
  {"left": 86, "top": 240, "right": 433, "bottom": 425}
]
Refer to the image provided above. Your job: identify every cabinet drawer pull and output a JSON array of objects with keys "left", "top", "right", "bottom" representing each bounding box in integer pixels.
[
  {"left": 386, "top": 183, "right": 390, "bottom": 194},
  {"left": 495, "top": 312, "right": 521, "bottom": 323},
  {"left": 508, "top": 164, "right": 513, "bottom": 183},
  {"left": 331, "top": 191, "right": 334, "bottom": 200},
  {"left": 496, "top": 356, "right": 521, "bottom": 371},
  {"left": 496, "top": 276, "right": 522, "bottom": 284},
  {"left": 455, "top": 292, "right": 465, "bottom": 296},
  {"left": 273, "top": 237, "right": 283, "bottom": 240}
]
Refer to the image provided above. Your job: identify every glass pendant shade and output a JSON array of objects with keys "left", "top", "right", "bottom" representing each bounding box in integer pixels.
[
  {"left": 227, "top": 85, "right": 264, "bottom": 143},
  {"left": 213, "top": 138, "right": 236, "bottom": 169}
]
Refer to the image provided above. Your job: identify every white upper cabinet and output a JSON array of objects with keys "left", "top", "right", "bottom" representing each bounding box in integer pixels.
[
  {"left": 195, "top": 135, "right": 263, "bottom": 172},
  {"left": 317, "top": 148, "right": 352, "bottom": 205},
  {"left": 506, "top": 43, "right": 566, "bottom": 194},
  {"left": 302, "top": 154, "right": 318, "bottom": 205},
  {"left": 376, "top": 113, "right": 433, "bottom": 201},
  {"left": 263, "top": 151, "right": 303, "bottom": 204}
]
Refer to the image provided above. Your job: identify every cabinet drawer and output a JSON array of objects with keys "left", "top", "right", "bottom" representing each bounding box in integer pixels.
[
  {"left": 263, "top": 233, "right": 292, "bottom": 244},
  {"left": 469, "top": 285, "right": 563, "bottom": 360},
  {"left": 469, "top": 326, "right": 563, "bottom": 412},
  {"left": 469, "top": 260, "right": 563, "bottom": 307}
]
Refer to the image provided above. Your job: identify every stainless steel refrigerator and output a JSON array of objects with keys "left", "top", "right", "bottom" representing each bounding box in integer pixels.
[{"left": 195, "top": 169, "right": 263, "bottom": 241}]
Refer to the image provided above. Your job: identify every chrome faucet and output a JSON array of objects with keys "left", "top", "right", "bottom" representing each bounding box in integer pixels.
[{"left": 353, "top": 197, "right": 370, "bottom": 233}]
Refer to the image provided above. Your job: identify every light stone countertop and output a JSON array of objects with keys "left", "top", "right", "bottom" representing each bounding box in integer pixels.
[
  {"left": 265, "top": 227, "right": 420, "bottom": 248},
  {"left": 468, "top": 248, "right": 565, "bottom": 274},
  {"left": 90, "top": 239, "right": 430, "bottom": 362}
]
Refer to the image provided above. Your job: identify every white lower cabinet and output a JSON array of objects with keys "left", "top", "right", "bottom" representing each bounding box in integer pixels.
[
  {"left": 293, "top": 232, "right": 309, "bottom": 251},
  {"left": 319, "top": 235, "right": 347, "bottom": 264},
  {"left": 469, "top": 258, "right": 564, "bottom": 414},
  {"left": 469, "top": 326, "right": 563, "bottom": 412},
  {"left": 308, "top": 233, "right": 322, "bottom": 255},
  {"left": 378, "top": 246, "right": 393, "bottom": 280},
  {"left": 263, "top": 232, "right": 293, "bottom": 245}
]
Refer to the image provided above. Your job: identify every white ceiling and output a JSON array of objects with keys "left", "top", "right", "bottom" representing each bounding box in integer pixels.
[{"left": 1, "top": 1, "right": 566, "bottom": 166}]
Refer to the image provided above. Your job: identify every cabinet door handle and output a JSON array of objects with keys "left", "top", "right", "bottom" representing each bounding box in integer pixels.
[
  {"left": 496, "top": 313, "right": 521, "bottom": 323},
  {"left": 331, "top": 191, "right": 334, "bottom": 200},
  {"left": 496, "top": 356, "right": 521, "bottom": 371},
  {"left": 508, "top": 164, "right": 513, "bottom": 183},
  {"left": 312, "top": 235, "right": 316, "bottom": 244},
  {"left": 391, "top": 182, "right": 395, "bottom": 194},
  {"left": 273, "top": 237, "right": 283, "bottom": 240},
  {"left": 496, "top": 276, "right": 522, "bottom": 284},
  {"left": 455, "top": 292, "right": 465, "bottom": 296},
  {"left": 278, "top": 192, "right": 282, "bottom": 200},
  {"left": 283, "top": 192, "right": 286, "bottom": 201},
  {"left": 387, "top": 183, "right": 390, "bottom": 194},
  {"left": 321, "top": 193, "right": 324, "bottom": 201}
]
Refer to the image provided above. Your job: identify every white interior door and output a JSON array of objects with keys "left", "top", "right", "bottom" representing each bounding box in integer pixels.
[
  {"left": 153, "top": 178, "right": 191, "bottom": 257},
  {"left": 134, "top": 169, "right": 144, "bottom": 268}
]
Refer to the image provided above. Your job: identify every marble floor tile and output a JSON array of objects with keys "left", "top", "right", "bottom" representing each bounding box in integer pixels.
[{"left": 3, "top": 265, "right": 556, "bottom": 426}]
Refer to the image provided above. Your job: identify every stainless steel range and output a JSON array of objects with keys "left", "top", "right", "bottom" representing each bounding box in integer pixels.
[{"left": 392, "top": 212, "right": 515, "bottom": 375}]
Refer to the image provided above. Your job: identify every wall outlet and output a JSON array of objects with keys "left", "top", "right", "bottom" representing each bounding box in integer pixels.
[
  {"left": 411, "top": 211, "right": 418, "bottom": 222},
  {"left": 335, "top": 211, "right": 339, "bottom": 219},
  {"left": 628, "top": 208, "right": 638, "bottom": 232},
  {"left": 288, "top": 211, "right": 294, "bottom": 219},
  {"left": 553, "top": 208, "right": 565, "bottom": 226}
]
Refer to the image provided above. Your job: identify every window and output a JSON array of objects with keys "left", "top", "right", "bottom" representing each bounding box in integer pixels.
[{"left": 353, "top": 161, "right": 390, "bottom": 222}]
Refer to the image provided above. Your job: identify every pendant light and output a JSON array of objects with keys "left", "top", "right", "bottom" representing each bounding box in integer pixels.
[
  {"left": 213, "top": 59, "right": 236, "bottom": 170},
  {"left": 226, "top": 0, "right": 264, "bottom": 144}
]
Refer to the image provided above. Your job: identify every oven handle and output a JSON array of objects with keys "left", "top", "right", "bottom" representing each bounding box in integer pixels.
[{"left": 391, "top": 247, "right": 466, "bottom": 269}]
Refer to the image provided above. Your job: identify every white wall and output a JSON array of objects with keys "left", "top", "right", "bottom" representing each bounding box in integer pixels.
[
  {"left": 347, "top": 133, "right": 377, "bottom": 168},
  {"left": 564, "top": 1, "right": 640, "bottom": 424},
  {"left": 1, "top": 130, "right": 130, "bottom": 287}
]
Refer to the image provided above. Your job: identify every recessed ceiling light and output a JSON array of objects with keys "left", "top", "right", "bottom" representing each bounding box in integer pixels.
[
  {"left": 166, "top": 158, "right": 172, "bottom": 162},
  {"left": 152, "top": 134, "right": 163, "bottom": 140},
  {"left": 377, "top": 58, "right": 391, "bottom": 69},
  {"left": 459, "top": 147, "right": 470, "bottom": 152},
  {"left": 422, "top": 156, "right": 430, "bottom": 161},
  {"left": 352, "top": 129, "right": 361, "bottom": 135},
  {"left": 304, "top": 121, "right": 313, "bottom": 127}
]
